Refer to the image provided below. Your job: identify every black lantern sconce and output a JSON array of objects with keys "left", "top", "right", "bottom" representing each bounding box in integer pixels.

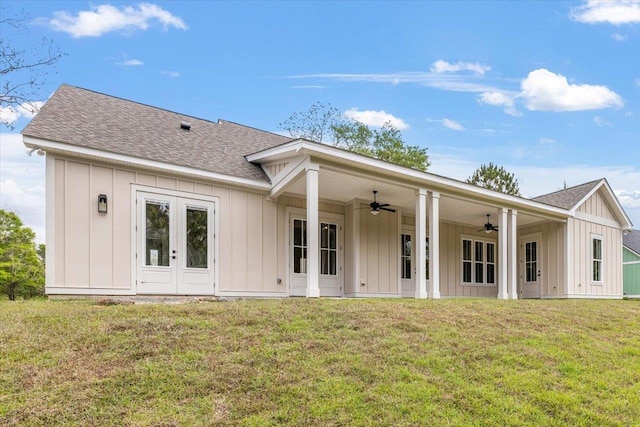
[{"left": 98, "top": 194, "right": 108, "bottom": 214}]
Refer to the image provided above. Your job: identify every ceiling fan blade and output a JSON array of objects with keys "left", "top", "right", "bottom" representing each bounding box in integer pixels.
[
  {"left": 478, "top": 228, "right": 485, "bottom": 232},
  {"left": 380, "top": 207, "right": 396, "bottom": 212},
  {"left": 379, "top": 203, "right": 391, "bottom": 208}
]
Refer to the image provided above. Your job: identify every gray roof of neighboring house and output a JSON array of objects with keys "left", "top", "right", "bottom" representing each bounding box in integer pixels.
[
  {"left": 531, "top": 179, "right": 602, "bottom": 210},
  {"left": 22, "top": 84, "right": 291, "bottom": 181},
  {"left": 624, "top": 229, "right": 640, "bottom": 254}
]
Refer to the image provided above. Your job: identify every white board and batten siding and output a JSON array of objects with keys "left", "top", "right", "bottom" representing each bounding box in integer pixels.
[
  {"left": 47, "top": 155, "right": 287, "bottom": 296},
  {"left": 568, "top": 189, "right": 623, "bottom": 298}
]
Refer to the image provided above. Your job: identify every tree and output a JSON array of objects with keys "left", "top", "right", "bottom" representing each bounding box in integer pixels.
[
  {"left": 1, "top": 6, "right": 64, "bottom": 129},
  {"left": 279, "top": 103, "right": 430, "bottom": 171},
  {"left": 466, "top": 163, "right": 521, "bottom": 196},
  {"left": 0, "top": 210, "right": 44, "bottom": 300}
]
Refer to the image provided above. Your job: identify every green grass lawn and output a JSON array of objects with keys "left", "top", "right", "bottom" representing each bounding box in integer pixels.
[{"left": 1, "top": 298, "right": 639, "bottom": 426}]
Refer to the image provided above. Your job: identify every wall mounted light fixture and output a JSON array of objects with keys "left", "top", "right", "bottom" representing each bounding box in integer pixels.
[{"left": 98, "top": 194, "right": 108, "bottom": 214}]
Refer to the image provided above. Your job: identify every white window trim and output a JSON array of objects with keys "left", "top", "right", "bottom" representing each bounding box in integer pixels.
[
  {"left": 591, "top": 233, "right": 604, "bottom": 285},
  {"left": 461, "top": 235, "right": 497, "bottom": 287}
]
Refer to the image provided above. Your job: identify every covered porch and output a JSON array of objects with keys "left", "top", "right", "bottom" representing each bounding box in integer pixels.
[{"left": 248, "top": 140, "right": 568, "bottom": 299}]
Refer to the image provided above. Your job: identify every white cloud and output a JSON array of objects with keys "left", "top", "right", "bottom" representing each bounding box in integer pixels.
[
  {"left": 594, "top": 116, "right": 611, "bottom": 126},
  {"left": 0, "top": 102, "right": 44, "bottom": 127},
  {"left": 635, "top": 78, "right": 640, "bottom": 87},
  {"left": 441, "top": 118, "right": 465, "bottom": 131},
  {"left": 430, "top": 60, "right": 491, "bottom": 76},
  {"left": 0, "top": 134, "right": 46, "bottom": 243},
  {"left": 611, "top": 32, "right": 628, "bottom": 41},
  {"left": 477, "top": 91, "right": 521, "bottom": 116},
  {"left": 48, "top": 3, "right": 187, "bottom": 38},
  {"left": 344, "top": 108, "right": 409, "bottom": 130},
  {"left": 118, "top": 59, "right": 144, "bottom": 66},
  {"left": 615, "top": 190, "right": 640, "bottom": 209},
  {"left": 570, "top": 0, "right": 640, "bottom": 25},
  {"left": 161, "top": 70, "right": 181, "bottom": 78},
  {"left": 520, "top": 68, "right": 623, "bottom": 111},
  {"left": 288, "top": 72, "right": 501, "bottom": 93},
  {"left": 539, "top": 137, "right": 556, "bottom": 144}
]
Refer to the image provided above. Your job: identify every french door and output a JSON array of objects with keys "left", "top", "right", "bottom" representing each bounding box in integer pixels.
[
  {"left": 289, "top": 215, "right": 343, "bottom": 296},
  {"left": 137, "top": 192, "right": 215, "bottom": 295}
]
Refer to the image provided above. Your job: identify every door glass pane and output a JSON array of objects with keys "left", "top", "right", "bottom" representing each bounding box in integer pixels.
[
  {"left": 145, "top": 201, "right": 170, "bottom": 267},
  {"left": 329, "top": 225, "right": 337, "bottom": 250},
  {"left": 321, "top": 250, "right": 328, "bottom": 274},
  {"left": 186, "top": 207, "right": 208, "bottom": 269},
  {"left": 329, "top": 251, "right": 337, "bottom": 276},
  {"left": 321, "top": 224, "right": 328, "bottom": 249},
  {"left": 293, "top": 219, "right": 307, "bottom": 274},
  {"left": 401, "top": 234, "right": 412, "bottom": 279}
]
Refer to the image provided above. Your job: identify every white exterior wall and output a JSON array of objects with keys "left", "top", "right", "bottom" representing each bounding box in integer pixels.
[
  {"left": 567, "top": 190, "right": 623, "bottom": 298},
  {"left": 518, "top": 222, "right": 566, "bottom": 297},
  {"left": 356, "top": 207, "right": 400, "bottom": 295},
  {"left": 48, "top": 155, "right": 288, "bottom": 295}
]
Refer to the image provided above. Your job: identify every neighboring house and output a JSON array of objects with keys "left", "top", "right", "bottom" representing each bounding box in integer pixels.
[
  {"left": 21, "top": 85, "right": 633, "bottom": 299},
  {"left": 623, "top": 230, "right": 640, "bottom": 298}
]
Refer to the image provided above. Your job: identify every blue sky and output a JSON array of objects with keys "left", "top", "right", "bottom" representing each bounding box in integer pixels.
[{"left": 1, "top": 0, "right": 639, "bottom": 241}]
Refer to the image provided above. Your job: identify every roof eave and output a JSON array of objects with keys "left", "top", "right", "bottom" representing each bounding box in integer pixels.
[
  {"left": 24, "top": 136, "right": 272, "bottom": 191},
  {"left": 247, "top": 139, "right": 571, "bottom": 219}
]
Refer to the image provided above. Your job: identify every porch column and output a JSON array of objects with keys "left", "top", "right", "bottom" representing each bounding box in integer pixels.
[
  {"left": 428, "top": 191, "right": 441, "bottom": 299},
  {"left": 306, "top": 164, "right": 320, "bottom": 298},
  {"left": 497, "top": 207, "right": 508, "bottom": 299},
  {"left": 508, "top": 209, "right": 518, "bottom": 299},
  {"left": 415, "top": 189, "right": 428, "bottom": 299}
]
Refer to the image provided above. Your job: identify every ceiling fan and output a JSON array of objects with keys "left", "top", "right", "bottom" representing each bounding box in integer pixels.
[
  {"left": 479, "top": 214, "right": 499, "bottom": 233},
  {"left": 366, "top": 190, "right": 396, "bottom": 215}
]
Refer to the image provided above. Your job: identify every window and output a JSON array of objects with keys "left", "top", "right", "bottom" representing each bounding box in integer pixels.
[
  {"left": 293, "top": 219, "right": 307, "bottom": 274},
  {"left": 462, "top": 238, "right": 496, "bottom": 285},
  {"left": 185, "top": 206, "right": 208, "bottom": 268},
  {"left": 401, "top": 234, "right": 412, "bottom": 279},
  {"left": 592, "top": 236, "right": 603, "bottom": 283},
  {"left": 525, "top": 241, "right": 537, "bottom": 283},
  {"left": 320, "top": 222, "right": 337, "bottom": 276},
  {"left": 400, "top": 234, "right": 429, "bottom": 280}
]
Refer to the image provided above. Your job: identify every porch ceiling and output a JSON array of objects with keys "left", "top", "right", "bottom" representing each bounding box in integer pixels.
[{"left": 282, "top": 168, "right": 554, "bottom": 228}]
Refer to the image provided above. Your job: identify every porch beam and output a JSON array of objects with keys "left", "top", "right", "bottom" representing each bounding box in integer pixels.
[
  {"left": 415, "top": 188, "right": 428, "bottom": 299},
  {"left": 508, "top": 209, "right": 518, "bottom": 299},
  {"left": 428, "top": 191, "right": 440, "bottom": 299},
  {"left": 498, "top": 207, "right": 509, "bottom": 299},
  {"left": 306, "top": 163, "right": 320, "bottom": 297}
]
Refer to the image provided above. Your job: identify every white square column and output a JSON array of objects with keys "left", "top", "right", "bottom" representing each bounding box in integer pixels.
[
  {"left": 428, "top": 191, "right": 440, "bottom": 299},
  {"left": 415, "top": 189, "right": 428, "bottom": 299},
  {"left": 508, "top": 209, "right": 518, "bottom": 299},
  {"left": 497, "top": 207, "right": 509, "bottom": 300},
  {"left": 306, "top": 164, "right": 320, "bottom": 298}
]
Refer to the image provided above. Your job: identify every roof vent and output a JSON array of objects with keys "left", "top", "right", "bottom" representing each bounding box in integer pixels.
[{"left": 180, "top": 121, "right": 191, "bottom": 131}]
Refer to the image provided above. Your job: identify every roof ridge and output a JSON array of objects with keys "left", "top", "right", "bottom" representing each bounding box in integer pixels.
[
  {"left": 55, "top": 83, "right": 227, "bottom": 127},
  {"left": 532, "top": 178, "right": 603, "bottom": 199}
]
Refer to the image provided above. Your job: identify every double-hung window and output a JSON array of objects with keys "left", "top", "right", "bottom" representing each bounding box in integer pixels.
[
  {"left": 592, "top": 235, "right": 603, "bottom": 283},
  {"left": 462, "top": 237, "right": 496, "bottom": 285}
]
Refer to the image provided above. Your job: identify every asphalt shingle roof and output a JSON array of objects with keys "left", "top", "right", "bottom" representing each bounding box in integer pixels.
[
  {"left": 624, "top": 229, "right": 640, "bottom": 254},
  {"left": 22, "top": 84, "right": 291, "bottom": 181},
  {"left": 531, "top": 180, "right": 602, "bottom": 210}
]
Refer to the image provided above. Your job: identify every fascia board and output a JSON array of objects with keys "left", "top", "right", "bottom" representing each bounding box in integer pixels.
[
  {"left": 293, "top": 143, "right": 570, "bottom": 218},
  {"left": 23, "top": 136, "right": 272, "bottom": 191}
]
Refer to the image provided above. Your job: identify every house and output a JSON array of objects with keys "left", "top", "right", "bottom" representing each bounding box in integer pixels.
[
  {"left": 623, "top": 230, "right": 640, "bottom": 298},
  {"left": 21, "top": 84, "right": 633, "bottom": 299}
]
